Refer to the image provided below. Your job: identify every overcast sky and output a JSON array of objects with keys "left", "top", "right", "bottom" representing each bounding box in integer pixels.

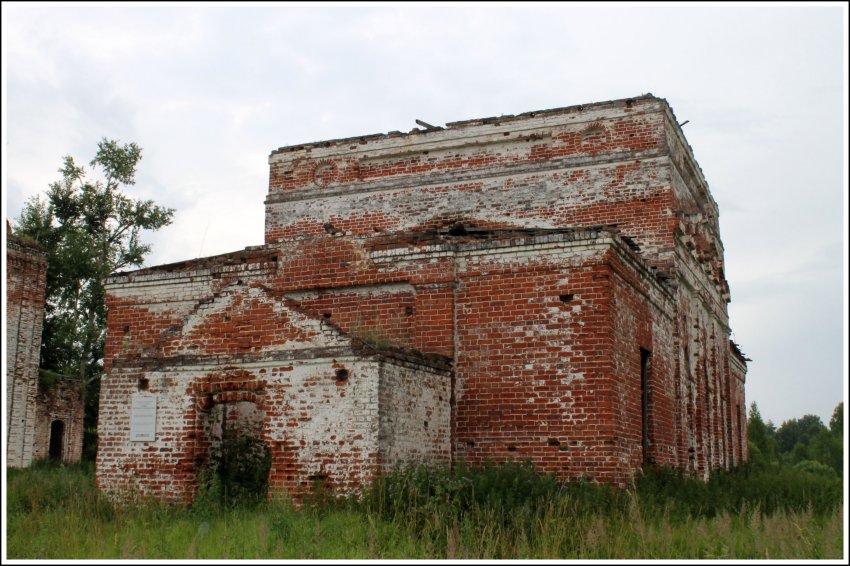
[{"left": 2, "top": 3, "right": 847, "bottom": 428}]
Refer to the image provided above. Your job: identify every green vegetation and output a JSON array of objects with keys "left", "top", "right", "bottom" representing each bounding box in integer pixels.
[
  {"left": 196, "top": 434, "right": 272, "bottom": 510},
  {"left": 748, "top": 401, "right": 844, "bottom": 477},
  {"left": 36, "top": 368, "right": 77, "bottom": 393},
  {"left": 7, "top": 458, "right": 843, "bottom": 559},
  {"left": 14, "top": 139, "right": 174, "bottom": 460}
]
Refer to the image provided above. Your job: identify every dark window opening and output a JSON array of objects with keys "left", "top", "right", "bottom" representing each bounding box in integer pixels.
[
  {"left": 138, "top": 378, "right": 149, "bottom": 391},
  {"left": 559, "top": 294, "right": 574, "bottom": 303},
  {"left": 335, "top": 368, "right": 349, "bottom": 382},
  {"left": 49, "top": 420, "right": 65, "bottom": 461},
  {"left": 640, "top": 348, "right": 651, "bottom": 464}
]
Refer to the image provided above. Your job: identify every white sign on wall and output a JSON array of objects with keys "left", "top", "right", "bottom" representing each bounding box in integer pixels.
[{"left": 130, "top": 393, "right": 157, "bottom": 442}]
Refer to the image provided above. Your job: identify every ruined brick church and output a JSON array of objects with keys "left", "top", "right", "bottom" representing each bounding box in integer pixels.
[{"left": 97, "top": 94, "right": 748, "bottom": 503}]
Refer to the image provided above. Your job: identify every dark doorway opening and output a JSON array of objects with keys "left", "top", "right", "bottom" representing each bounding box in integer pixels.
[
  {"left": 49, "top": 420, "right": 65, "bottom": 461},
  {"left": 200, "top": 400, "right": 270, "bottom": 506}
]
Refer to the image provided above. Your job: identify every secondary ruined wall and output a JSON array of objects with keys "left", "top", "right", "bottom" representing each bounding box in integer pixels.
[
  {"left": 33, "top": 379, "right": 85, "bottom": 463},
  {"left": 6, "top": 226, "right": 48, "bottom": 468}
]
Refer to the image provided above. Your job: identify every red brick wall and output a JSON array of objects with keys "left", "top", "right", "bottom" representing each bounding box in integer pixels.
[
  {"left": 289, "top": 286, "right": 417, "bottom": 350},
  {"left": 266, "top": 104, "right": 675, "bottom": 269},
  {"left": 99, "top": 95, "right": 747, "bottom": 502},
  {"left": 262, "top": 94, "right": 742, "bottom": 478},
  {"left": 607, "top": 247, "right": 678, "bottom": 473}
]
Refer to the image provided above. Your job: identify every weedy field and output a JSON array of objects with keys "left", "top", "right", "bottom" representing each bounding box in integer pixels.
[{"left": 5, "top": 460, "right": 845, "bottom": 559}]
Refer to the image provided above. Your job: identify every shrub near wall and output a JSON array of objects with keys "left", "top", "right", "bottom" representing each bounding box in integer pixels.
[{"left": 196, "top": 434, "right": 272, "bottom": 510}]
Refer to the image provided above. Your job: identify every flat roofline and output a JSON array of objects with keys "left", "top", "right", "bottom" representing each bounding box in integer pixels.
[
  {"left": 110, "top": 244, "right": 275, "bottom": 278},
  {"left": 269, "top": 93, "right": 662, "bottom": 157}
]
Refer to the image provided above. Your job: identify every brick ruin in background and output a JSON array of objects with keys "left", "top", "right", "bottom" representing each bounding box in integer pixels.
[
  {"left": 97, "top": 94, "right": 748, "bottom": 503},
  {"left": 6, "top": 222, "right": 84, "bottom": 466}
]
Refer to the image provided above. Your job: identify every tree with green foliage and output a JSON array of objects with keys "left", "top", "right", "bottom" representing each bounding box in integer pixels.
[
  {"left": 809, "top": 401, "right": 844, "bottom": 476},
  {"left": 775, "top": 414, "right": 828, "bottom": 455},
  {"left": 747, "top": 402, "right": 780, "bottom": 467},
  {"left": 741, "top": 398, "right": 844, "bottom": 474},
  {"left": 765, "top": 419, "right": 777, "bottom": 440},
  {"left": 829, "top": 402, "right": 843, "bottom": 437},
  {"left": 807, "top": 428, "right": 843, "bottom": 475},
  {"left": 14, "top": 138, "right": 174, "bottom": 459}
]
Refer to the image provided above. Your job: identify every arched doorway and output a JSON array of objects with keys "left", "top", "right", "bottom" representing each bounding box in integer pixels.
[
  {"left": 199, "top": 399, "right": 271, "bottom": 504},
  {"left": 49, "top": 420, "right": 65, "bottom": 461}
]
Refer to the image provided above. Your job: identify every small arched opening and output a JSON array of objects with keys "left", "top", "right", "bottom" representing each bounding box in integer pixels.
[{"left": 49, "top": 420, "right": 65, "bottom": 461}]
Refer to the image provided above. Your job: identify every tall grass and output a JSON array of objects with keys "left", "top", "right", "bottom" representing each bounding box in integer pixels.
[{"left": 5, "top": 460, "right": 844, "bottom": 559}]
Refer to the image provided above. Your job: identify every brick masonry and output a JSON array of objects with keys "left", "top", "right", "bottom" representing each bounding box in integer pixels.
[
  {"left": 34, "top": 378, "right": 85, "bottom": 463},
  {"left": 6, "top": 221, "right": 85, "bottom": 466},
  {"left": 6, "top": 224, "right": 47, "bottom": 467},
  {"left": 98, "top": 94, "right": 747, "bottom": 502}
]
